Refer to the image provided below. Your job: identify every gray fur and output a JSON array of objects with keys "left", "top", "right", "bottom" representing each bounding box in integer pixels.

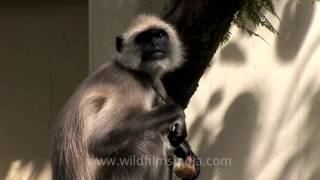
[{"left": 52, "top": 15, "right": 184, "bottom": 180}]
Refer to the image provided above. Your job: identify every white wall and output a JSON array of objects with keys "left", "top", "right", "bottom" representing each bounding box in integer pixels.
[
  {"left": 91, "top": 0, "right": 320, "bottom": 179},
  {"left": 0, "top": 3, "right": 88, "bottom": 180},
  {"left": 187, "top": 1, "right": 320, "bottom": 179}
]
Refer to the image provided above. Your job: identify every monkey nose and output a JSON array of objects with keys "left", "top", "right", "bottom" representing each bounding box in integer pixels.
[{"left": 151, "top": 42, "right": 159, "bottom": 47}]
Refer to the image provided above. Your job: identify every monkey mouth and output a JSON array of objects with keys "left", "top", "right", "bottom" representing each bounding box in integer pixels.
[{"left": 144, "top": 51, "right": 166, "bottom": 61}]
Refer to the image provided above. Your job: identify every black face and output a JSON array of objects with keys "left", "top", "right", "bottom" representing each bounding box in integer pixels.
[{"left": 134, "top": 28, "right": 169, "bottom": 61}]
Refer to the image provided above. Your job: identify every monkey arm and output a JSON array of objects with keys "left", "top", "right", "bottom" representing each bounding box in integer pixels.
[
  {"left": 88, "top": 103, "right": 183, "bottom": 157},
  {"left": 174, "top": 140, "right": 192, "bottom": 159}
]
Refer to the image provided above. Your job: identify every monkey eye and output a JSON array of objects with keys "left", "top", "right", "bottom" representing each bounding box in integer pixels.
[
  {"left": 135, "top": 29, "right": 168, "bottom": 44},
  {"left": 158, "top": 32, "right": 164, "bottom": 37},
  {"left": 154, "top": 30, "right": 168, "bottom": 39}
]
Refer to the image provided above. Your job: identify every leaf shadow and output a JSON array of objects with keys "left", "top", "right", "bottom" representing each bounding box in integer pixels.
[
  {"left": 220, "top": 42, "right": 246, "bottom": 65},
  {"left": 188, "top": 92, "right": 259, "bottom": 180},
  {"left": 276, "top": 0, "right": 314, "bottom": 62}
]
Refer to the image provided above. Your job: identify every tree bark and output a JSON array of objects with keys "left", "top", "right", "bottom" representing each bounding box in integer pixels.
[
  {"left": 161, "top": 0, "right": 243, "bottom": 109},
  {"left": 161, "top": 1, "right": 244, "bottom": 179}
]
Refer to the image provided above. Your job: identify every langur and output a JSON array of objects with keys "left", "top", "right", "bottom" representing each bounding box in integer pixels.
[{"left": 52, "top": 15, "right": 199, "bottom": 180}]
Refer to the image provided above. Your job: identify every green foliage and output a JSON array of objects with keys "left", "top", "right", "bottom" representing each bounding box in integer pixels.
[{"left": 222, "top": 0, "right": 279, "bottom": 43}]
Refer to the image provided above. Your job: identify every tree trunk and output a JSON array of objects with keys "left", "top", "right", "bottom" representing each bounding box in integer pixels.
[
  {"left": 161, "top": 1, "right": 244, "bottom": 179},
  {"left": 161, "top": 0, "right": 243, "bottom": 109}
]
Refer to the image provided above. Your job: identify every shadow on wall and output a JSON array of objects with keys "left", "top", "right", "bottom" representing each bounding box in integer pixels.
[
  {"left": 220, "top": 42, "right": 246, "bottom": 65},
  {"left": 188, "top": 92, "right": 258, "bottom": 180},
  {"left": 188, "top": 65, "right": 320, "bottom": 180},
  {"left": 186, "top": 0, "right": 318, "bottom": 180},
  {"left": 277, "top": 86, "right": 320, "bottom": 180},
  {"left": 305, "top": 91, "right": 320, "bottom": 180},
  {"left": 219, "top": 1, "right": 315, "bottom": 65},
  {"left": 276, "top": 0, "right": 314, "bottom": 63}
]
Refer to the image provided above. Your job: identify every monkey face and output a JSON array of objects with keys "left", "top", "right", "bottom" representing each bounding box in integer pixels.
[
  {"left": 134, "top": 28, "right": 170, "bottom": 62},
  {"left": 116, "top": 28, "right": 172, "bottom": 75},
  {"left": 115, "top": 15, "right": 184, "bottom": 76}
]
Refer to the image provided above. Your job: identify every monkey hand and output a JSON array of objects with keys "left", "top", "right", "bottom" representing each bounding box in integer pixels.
[
  {"left": 174, "top": 141, "right": 200, "bottom": 180},
  {"left": 168, "top": 109, "right": 187, "bottom": 147}
]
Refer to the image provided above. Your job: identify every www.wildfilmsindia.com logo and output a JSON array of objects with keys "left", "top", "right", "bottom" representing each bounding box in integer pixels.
[{"left": 89, "top": 155, "right": 231, "bottom": 167}]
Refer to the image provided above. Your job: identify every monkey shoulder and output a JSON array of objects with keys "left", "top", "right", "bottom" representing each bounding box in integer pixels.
[{"left": 77, "top": 62, "right": 154, "bottom": 114}]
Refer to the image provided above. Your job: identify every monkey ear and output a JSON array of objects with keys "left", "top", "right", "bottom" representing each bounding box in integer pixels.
[{"left": 116, "top": 36, "right": 124, "bottom": 53}]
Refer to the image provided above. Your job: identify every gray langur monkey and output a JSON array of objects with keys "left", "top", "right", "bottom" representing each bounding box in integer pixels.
[{"left": 52, "top": 15, "right": 200, "bottom": 180}]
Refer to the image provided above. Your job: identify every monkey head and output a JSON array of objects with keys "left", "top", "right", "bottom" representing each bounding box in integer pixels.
[{"left": 116, "top": 15, "right": 184, "bottom": 77}]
